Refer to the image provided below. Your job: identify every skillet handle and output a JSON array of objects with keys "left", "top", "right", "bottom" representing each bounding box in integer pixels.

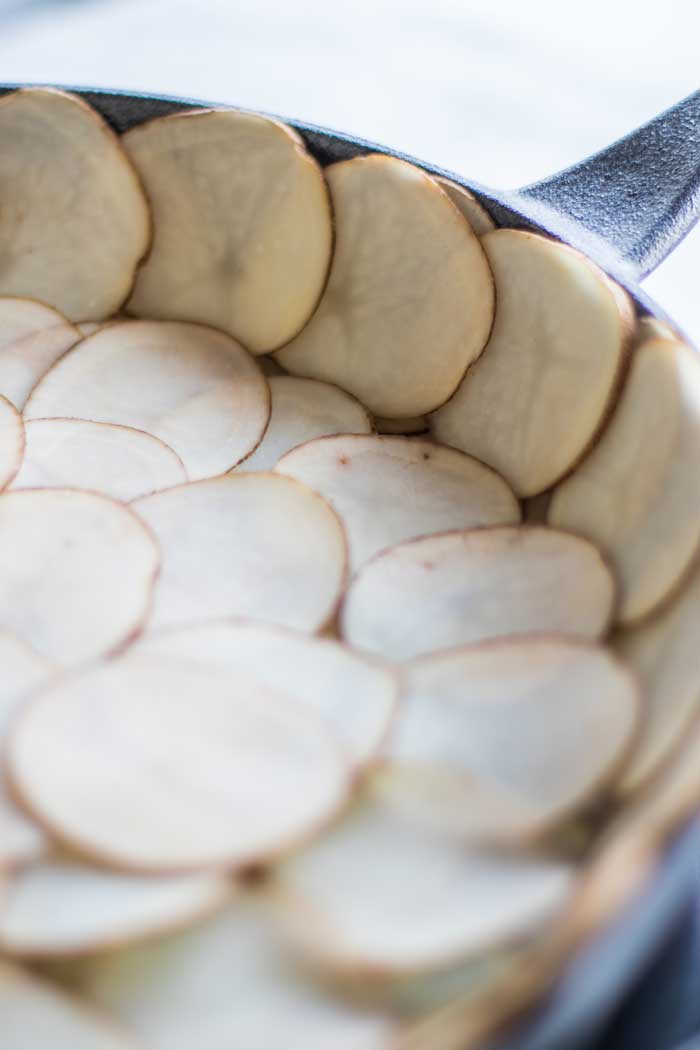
[{"left": 519, "top": 90, "right": 700, "bottom": 280}]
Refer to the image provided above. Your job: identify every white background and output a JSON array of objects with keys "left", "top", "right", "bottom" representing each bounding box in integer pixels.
[{"left": 0, "top": 0, "right": 698, "bottom": 338}]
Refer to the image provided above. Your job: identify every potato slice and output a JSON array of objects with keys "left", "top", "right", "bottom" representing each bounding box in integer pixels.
[
  {"left": 123, "top": 109, "right": 332, "bottom": 354},
  {"left": 24, "top": 320, "right": 270, "bottom": 480},
  {"left": 134, "top": 474, "right": 346, "bottom": 633},
  {"left": 374, "top": 416, "right": 428, "bottom": 435},
  {"left": 430, "top": 230, "right": 633, "bottom": 496},
  {"left": 0, "top": 489, "right": 159, "bottom": 664},
  {"left": 276, "top": 435, "right": 519, "bottom": 572},
  {"left": 7, "top": 655, "right": 351, "bottom": 873},
  {"left": 379, "top": 638, "right": 638, "bottom": 841},
  {"left": 132, "top": 621, "right": 398, "bottom": 768},
  {"left": 433, "top": 178, "right": 496, "bottom": 236},
  {"left": 341, "top": 525, "right": 614, "bottom": 661},
  {"left": 0, "top": 298, "right": 80, "bottom": 408},
  {"left": 549, "top": 338, "right": 700, "bottom": 623},
  {"left": 14, "top": 419, "right": 186, "bottom": 500},
  {"left": 0, "top": 394, "right": 24, "bottom": 489},
  {"left": 0, "top": 88, "right": 150, "bottom": 321},
  {"left": 275, "top": 154, "right": 495, "bottom": 417},
  {"left": 236, "top": 376, "right": 371, "bottom": 473}
]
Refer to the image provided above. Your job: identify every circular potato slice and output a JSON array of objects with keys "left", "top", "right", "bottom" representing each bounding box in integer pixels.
[
  {"left": 0, "top": 298, "right": 80, "bottom": 409},
  {"left": 81, "top": 900, "right": 396, "bottom": 1050},
  {"left": 549, "top": 338, "right": 700, "bottom": 623},
  {"left": 433, "top": 178, "right": 496, "bottom": 236},
  {"left": 430, "top": 230, "right": 633, "bottom": 496},
  {"left": 380, "top": 638, "right": 639, "bottom": 841},
  {"left": 275, "top": 435, "right": 519, "bottom": 572},
  {"left": 132, "top": 621, "right": 398, "bottom": 768},
  {"left": 275, "top": 154, "right": 495, "bottom": 418},
  {"left": 24, "top": 320, "right": 270, "bottom": 481},
  {"left": 236, "top": 376, "right": 371, "bottom": 474},
  {"left": 14, "top": 419, "right": 187, "bottom": 500},
  {"left": 134, "top": 474, "right": 347, "bottom": 633},
  {"left": 341, "top": 525, "right": 614, "bottom": 661},
  {"left": 7, "top": 657, "right": 351, "bottom": 872},
  {"left": 0, "top": 395, "right": 24, "bottom": 489},
  {"left": 0, "top": 88, "right": 150, "bottom": 321},
  {"left": 0, "top": 489, "right": 159, "bottom": 664},
  {"left": 123, "top": 109, "right": 332, "bottom": 354}
]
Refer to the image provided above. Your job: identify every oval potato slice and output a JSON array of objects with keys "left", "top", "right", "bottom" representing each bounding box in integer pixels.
[
  {"left": 0, "top": 489, "right": 159, "bottom": 664},
  {"left": 430, "top": 230, "right": 633, "bottom": 496},
  {"left": 7, "top": 657, "right": 351, "bottom": 873},
  {"left": 433, "top": 177, "right": 496, "bottom": 236},
  {"left": 0, "top": 298, "right": 80, "bottom": 408},
  {"left": 0, "top": 395, "right": 24, "bottom": 489},
  {"left": 275, "top": 435, "right": 519, "bottom": 572},
  {"left": 341, "top": 525, "right": 614, "bottom": 661},
  {"left": 14, "top": 419, "right": 187, "bottom": 500},
  {"left": 0, "top": 88, "right": 150, "bottom": 321},
  {"left": 124, "top": 108, "right": 332, "bottom": 354},
  {"left": 134, "top": 474, "right": 346, "bottom": 633},
  {"left": 236, "top": 376, "right": 371, "bottom": 474},
  {"left": 24, "top": 320, "right": 270, "bottom": 480},
  {"left": 275, "top": 154, "right": 495, "bottom": 418}
]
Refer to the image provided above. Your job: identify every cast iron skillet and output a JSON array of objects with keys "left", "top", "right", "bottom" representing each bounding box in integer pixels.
[{"left": 2, "top": 84, "right": 700, "bottom": 1050}]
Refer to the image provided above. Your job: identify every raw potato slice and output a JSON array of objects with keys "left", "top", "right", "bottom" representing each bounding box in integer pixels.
[
  {"left": 549, "top": 338, "right": 700, "bottom": 623},
  {"left": 134, "top": 473, "right": 346, "bottom": 633},
  {"left": 276, "top": 435, "right": 519, "bottom": 571},
  {"left": 14, "top": 419, "right": 187, "bottom": 500},
  {"left": 236, "top": 376, "right": 371, "bottom": 473},
  {"left": 634, "top": 315, "right": 678, "bottom": 346},
  {"left": 24, "top": 320, "right": 270, "bottom": 480},
  {"left": 132, "top": 621, "right": 398, "bottom": 767},
  {"left": 0, "top": 298, "right": 79, "bottom": 408},
  {"left": 430, "top": 230, "right": 633, "bottom": 496},
  {"left": 341, "top": 525, "right": 614, "bottom": 661},
  {"left": 0, "top": 394, "right": 24, "bottom": 489},
  {"left": 375, "top": 416, "right": 428, "bottom": 435},
  {"left": 275, "top": 154, "right": 495, "bottom": 417},
  {"left": 380, "top": 639, "right": 639, "bottom": 840},
  {"left": 0, "top": 858, "right": 232, "bottom": 956},
  {"left": 80, "top": 900, "right": 396, "bottom": 1050},
  {"left": 434, "top": 177, "right": 496, "bottom": 236},
  {"left": 8, "top": 656, "right": 351, "bottom": 872},
  {"left": 124, "top": 108, "right": 332, "bottom": 354},
  {"left": 0, "top": 88, "right": 150, "bottom": 321},
  {"left": 0, "top": 489, "right": 159, "bottom": 664}
]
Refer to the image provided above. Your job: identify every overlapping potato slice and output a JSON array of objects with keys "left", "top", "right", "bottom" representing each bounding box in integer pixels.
[
  {"left": 430, "top": 230, "right": 633, "bottom": 496},
  {"left": 7, "top": 655, "right": 351, "bottom": 872},
  {"left": 275, "top": 154, "right": 495, "bottom": 417},
  {"left": 341, "top": 525, "right": 614, "bottom": 661},
  {"left": 24, "top": 320, "right": 270, "bottom": 480},
  {"left": 549, "top": 337, "right": 700, "bottom": 623},
  {"left": 379, "top": 638, "right": 638, "bottom": 840},
  {"left": 0, "top": 298, "right": 80, "bottom": 408},
  {"left": 276, "top": 435, "right": 519, "bottom": 572},
  {"left": 236, "top": 376, "right": 371, "bottom": 473},
  {"left": 0, "top": 489, "right": 159, "bottom": 664},
  {"left": 13, "top": 419, "right": 187, "bottom": 500},
  {"left": 433, "top": 178, "right": 496, "bottom": 236},
  {"left": 0, "top": 394, "right": 24, "bottom": 489},
  {"left": 132, "top": 621, "right": 398, "bottom": 768},
  {"left": 134, "top": 474, "right": 346, "bottom": 632},
  {"left": 123, "top": 108, "right": 332, "bottom": 353},
  {"left": 0, "top": 88, "right": 150, "bottom": 321}
]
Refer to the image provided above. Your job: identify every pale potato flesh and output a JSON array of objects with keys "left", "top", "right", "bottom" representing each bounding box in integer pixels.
[
  {"left": 0, "top": 395, "right": 24, "bottom": 490},
  {"left": 433, "top": 177, "right": 496, "bottom": 236},
  {"left": 0, "top": 298, "right": 80, "bottom": 409}
]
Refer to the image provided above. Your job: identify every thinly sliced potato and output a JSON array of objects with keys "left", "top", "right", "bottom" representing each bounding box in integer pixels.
[
  {"left": 132, "top": 621, "right": 398, "bottom": 768},
  {"left": 380, "top": 638, "right": 639, "bottom": 840},
  {"left": 236, "top": 376, "right": 371, "bottom": 473},
  {"left": 0, "top": 298, "right": 80, "bottom": 408},
  {"left": 24, "top": 320, "right": 270, "bottom": 481},
  {"left": 275, "top": 154, "right": 495, "bottom": 417},
  {"left": 80, "top": 899, "right": 396, "bottom": 1050},
  {"left": 0, "top": 394, "right": 24, "bottom": 489},
  {"left": 0, "top": 88, "right": 150, "bottom": 321},
  {"left": 430, "top": 230, "right": 633, "bottom": 496},
  {"left": 134, "top": 474, "right": 346, "bottom": 633},
  {"left": 0, "top": 489, "right": 159, "bottom": 664},
  {"left": 0, "top": 858, "right": 232, "bottom": 956},
  {"left": 341, "top": 525, "right": 614, "bottom": 661},
  {"left": 276, "top": 435, "right": 519, "bottom": 571},
  {"left": 634, "top": 316, "right": 678, "bottom": 346},
  {"left": 374, "top": 416, "right": 428, "bottom": 436},
  {"left": 549, "top": 338, "right": 700, "bottom": 623},
  {"left": 14, "top": 419, "right": 187, "bottom": 500},
  {"left": 124, "top": 109, "right": 332, "bottom": 354},
  {"left": 8, "top": 656, "right": 351, "bottom": 872},
  {"left": 433, "top": 178, "right": 496, "bottom": 236}
]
